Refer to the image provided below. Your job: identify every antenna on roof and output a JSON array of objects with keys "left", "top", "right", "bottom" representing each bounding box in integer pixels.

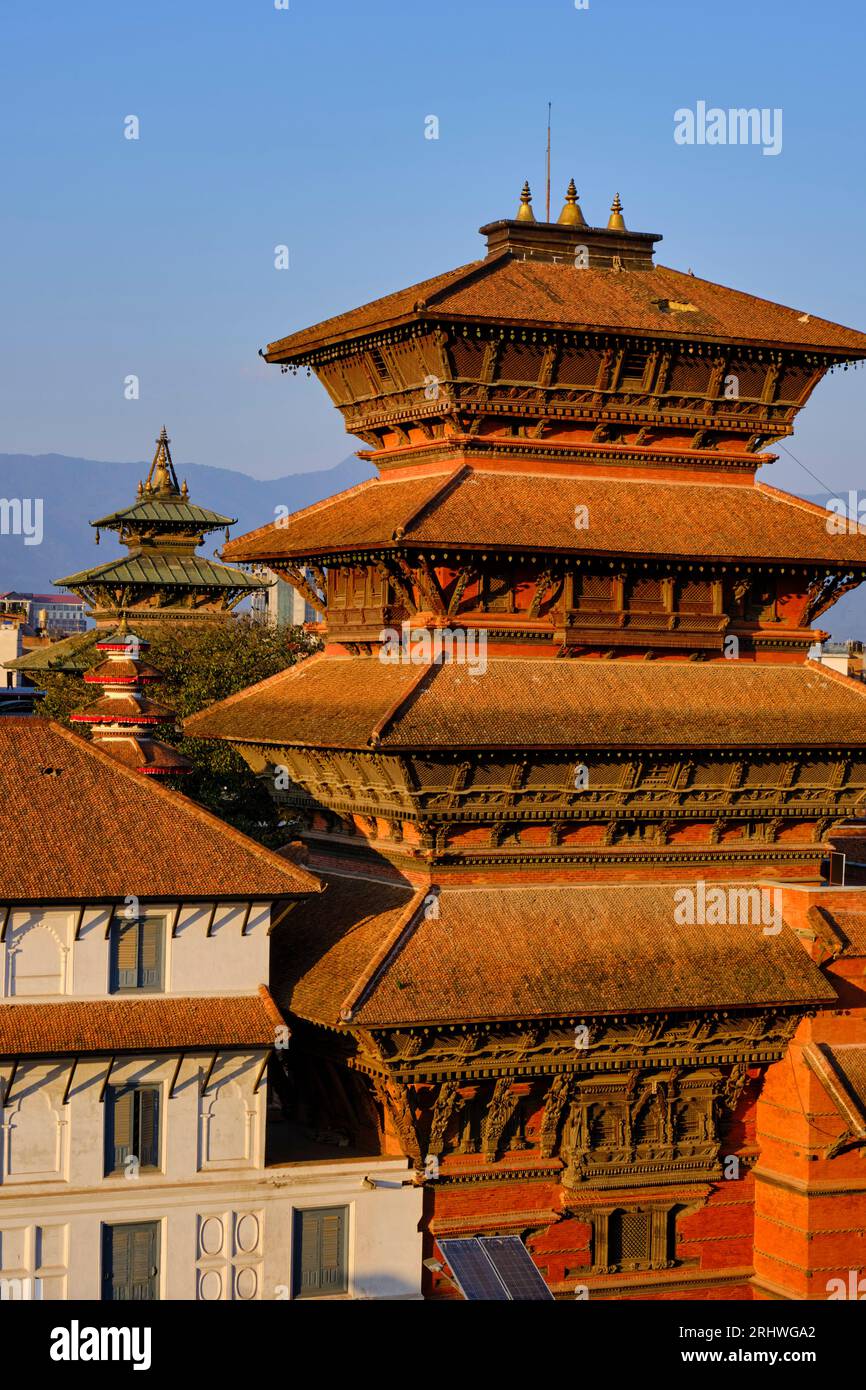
[{"left": 545, "top": 102, "right": 552, "bottom": 222}]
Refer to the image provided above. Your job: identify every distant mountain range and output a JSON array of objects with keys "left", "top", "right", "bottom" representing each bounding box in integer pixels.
[
  {"left": 1, "top": 454, "right": 865, "bottom": 642},
  {"left": 0, "top": 452, "right": 374, "bottom": 593}
]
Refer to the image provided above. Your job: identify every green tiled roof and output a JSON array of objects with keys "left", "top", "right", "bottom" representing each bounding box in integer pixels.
[
  {"left": 6, "top": 630, "right": 101, "bottom": 674},
  {"left": 55, "top": 554, "right": 268, "bottom": 590},
  {"left": 91, "top": 499, "right": 236, "bottom": 529}
]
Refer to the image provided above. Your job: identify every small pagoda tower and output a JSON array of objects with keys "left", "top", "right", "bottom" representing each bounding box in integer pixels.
[
  {"left": 55, "top": 427, "right": 267, "bottom": 628},
  {"left": 70, "top": 623, "right": 192, "bottom": 776}
]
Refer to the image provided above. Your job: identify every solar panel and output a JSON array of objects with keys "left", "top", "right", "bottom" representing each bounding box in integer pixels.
[
  {"left": 480, "top": 1236, "right": 554, "bottom": 1301},
  {"left": 438, "top": 1236, "right": 553, "bottom": 1301},
  {"left": 438, "top": 1239, "right": 509, "bottom": 1300}
]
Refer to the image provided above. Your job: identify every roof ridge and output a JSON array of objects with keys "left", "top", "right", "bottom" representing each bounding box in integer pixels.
[
  {"left": 265, "top": 259, "right": 485, "bottom": 358},
  {"left": 184, "top": 651, "right": 326, "bottom": 729},
  {"left": 395, "top": 464, "right": 469, "bottom": 539},
  {"left": 223, "top": 474, "right": 386, "bottom": 556},
  {"left": 36, "top": 718, "right": 321, "bottom": 894},
  {"left": 338, "top": 886, "right": 428, "bottom": 1023}
]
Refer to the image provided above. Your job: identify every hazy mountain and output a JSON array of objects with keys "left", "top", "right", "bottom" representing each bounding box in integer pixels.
[
  {"left": 0, "top": 452, "right": 374, "bottom": 593},
  {"left": 2, "top": 457, "right": 865, "bottom": 643}
]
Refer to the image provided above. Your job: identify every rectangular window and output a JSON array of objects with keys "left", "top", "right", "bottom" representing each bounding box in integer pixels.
[
  {"left": 106, "top": 1086, "right": 161, "bottom": 1175},
  {"left": 293, "top": 1207, "right": 348, "bottom": 1298},
  {"left": 110, "top": 916, "right": 164, "bottom": 992},
  {"left": 102, "top": 1222, "right": 159, "bottom": 1301}
]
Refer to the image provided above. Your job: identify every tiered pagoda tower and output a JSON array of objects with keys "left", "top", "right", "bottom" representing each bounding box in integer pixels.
[
  {"left": 69, "top": 623, "right": 192, "bottom": 776},
  {"left": 188, "top": 185, "right": 866, "bottom": 1299},
  {"left": 55, "top": 427, "right": 267, "bottom": 628}
]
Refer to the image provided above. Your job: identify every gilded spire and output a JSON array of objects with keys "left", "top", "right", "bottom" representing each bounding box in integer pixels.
[
  {"left": 557, "top": 178, "right": 587, "bottom": 228},
  {"left": 144, "top": 425, "right": 181, "bottom": 497},
  {"left": 516, "top": 181, "right": 536, "bottom": 223},
  {"left": 607, "top": 192, "right": 626, "bottom": 231}
]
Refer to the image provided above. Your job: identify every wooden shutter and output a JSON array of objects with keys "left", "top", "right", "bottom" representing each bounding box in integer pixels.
[
  {"left": 137, "top": 1088, "right": 159, "bottom": 1168},
  {"left": 107, "top": 1087, "right": 135, "bottom": 1174},
  {"left": 114, "top": 919, "right": 140, "bottom": 990},
  {"left": 295, "top": 1207, "right": 348, "bottom": 1297},
  {"left": 140, "top": 919, "right": 163, "bottom": 989},
  {"left": 104, "top": 1222, "right": 159, "bottom": 1301}
]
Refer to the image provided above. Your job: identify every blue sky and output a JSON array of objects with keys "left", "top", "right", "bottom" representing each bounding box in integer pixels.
[{"left": 2, "top": 0, "right": 865, "bottom": 490}]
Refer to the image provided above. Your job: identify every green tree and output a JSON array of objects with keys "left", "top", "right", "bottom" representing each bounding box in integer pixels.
[{"left": 38, "top": 618, "right": 319, "bottom": 845}]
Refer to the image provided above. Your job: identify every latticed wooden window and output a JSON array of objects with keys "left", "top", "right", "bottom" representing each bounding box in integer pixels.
[
  {"left": 608, "top": 1210, "right": 652, "bottom": 1265},
  {"left": 677, "top": 578, "right": 714, "bottom": 614},
  {"left": 110, "top": 916, "right": 163, "bottom": 992},
  {"left": 483, "top": 573, "right": 512, "bottom": 613},
  {"left": 627, "top": 576, "right": 665, "bottom": 611},
  {"left": 294, "top": 1207, "right": 348, "bottom": 1298},
  {"left": 574, "top": 573, "right": 615, "bottom": 611}
]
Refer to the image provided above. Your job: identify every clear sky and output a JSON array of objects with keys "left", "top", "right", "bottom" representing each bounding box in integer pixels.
[{"left": 2, "top": 0, "right": 865, "bottom": 490}]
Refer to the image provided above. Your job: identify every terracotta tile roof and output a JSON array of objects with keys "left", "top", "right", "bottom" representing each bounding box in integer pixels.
[
  {"left": 271, "top": 876, "right": 835, "bottom": 1027},
  {"left": 0, "top": 990, "right": 280, "bottom": 1055},
  {"left": 803, "top": 1043, "right": 866, "bottom": 1136},
  {"left": 265, "top": 253, "right": 866, "bottom": 360},
  {"left": 70, "top": 692, "right": 175, "bottom": 723},
  {"left": 93, "top": 735, "right": 193, "bottom": 776},
  {"left": 804, "top": 906, "right": 866, "bottom": 956},
  {"left": 222, "top": 471, "right": 866, "bottom": 568},
  {"left": 270, "top": 873, "right": 420, "bottom": 1025},
  {"left": 223, "top": 470, "right": 457, "bottom": 563},
  {"left": 84, "top": 658, "right": 163, "bottom": 684},
  {"left": 185, "top": 655, "right": 866, "bottom": 752},
  {"left": 0, "top": 718, "right": 320, "bottom": 901}
]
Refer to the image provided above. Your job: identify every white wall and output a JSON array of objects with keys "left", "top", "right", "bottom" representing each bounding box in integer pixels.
[
  {"left": 1, "top": 902, "right": 271, "bottom": 1001},
  {"left": 0, "top": 1158, "right": 423, "bottom": 1300}
]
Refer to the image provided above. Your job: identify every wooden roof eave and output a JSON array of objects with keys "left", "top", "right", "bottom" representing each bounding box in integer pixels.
[
  {"left": 225, "top": 536, "right": 866, "bottom": 572},
  {"left": 265, "top": 310, "right": 866, "bottom": 368}
]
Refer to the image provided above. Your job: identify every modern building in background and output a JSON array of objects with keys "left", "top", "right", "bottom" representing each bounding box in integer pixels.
[
  {"left": 0, "top": 593, "right": 88, "bottom": 636},
  {"left": 189, "top": 185, "right": 866, "bottom": 1300},
  {"left": 0, "top": 718, "right": 422, "bottom": 1300},
  {"left": 250, "top": 568, "right": 323, "bottom": 628},
  {"left": 819, "top": 639, "right": 864, "bottom": 680}
]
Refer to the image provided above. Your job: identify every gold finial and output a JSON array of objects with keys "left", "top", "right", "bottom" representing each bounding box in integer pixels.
[
  {"left": 558, "top": 178, "right": 587, "bottom": 227},
  {"left": 607, "top": 192, "right": 626, "bottom": 231},
  {"left": 145, "top": 425, "right": 181, "bottom": 496},
  {"left": 516, "top": 181, "right": 536, "bottom": 222}
]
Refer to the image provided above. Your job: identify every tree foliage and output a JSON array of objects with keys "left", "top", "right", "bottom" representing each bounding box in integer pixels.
[{"left": 38, "top": 618, "right": 319, "bottom": 844}]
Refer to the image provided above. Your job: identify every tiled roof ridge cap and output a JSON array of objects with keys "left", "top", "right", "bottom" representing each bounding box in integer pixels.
[
  {"left": 419, "top": 249, "right": 513, "bottom": 311},
  {"left": 266, "top": 258, "right": 485, "bottom": 356},
  {"left": 184, "top": 651, "right": 326, "bottom": 725},
  {"left": 32, "top": 719, "right": 321, "bottom": 894},
  {"left": 338, "top": 885, "right": 429, "bottom": 1023},
  {"left": 223, "top": 474, "right": 392, "bottom": 554},
  {"left": 755, "top": 480, "right": 839, "bottom": 517},
  {"left": 368, "top": 660, "right": 438, "bottom": 747},
  {"left": 257, "top": 983, "right": 285, "bottom": 1030},
  {"left": 395, "top": 464, "right": 469, "bottom": 539},
  {"left": 224, "top": 466, "right": 459, "bottom": 559},
  {"left": 804, "top": 655, "right": 866, "bottom": 696},
  {"left": 802, "top": 1041, "right": 866, "bottom": 1137}
]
